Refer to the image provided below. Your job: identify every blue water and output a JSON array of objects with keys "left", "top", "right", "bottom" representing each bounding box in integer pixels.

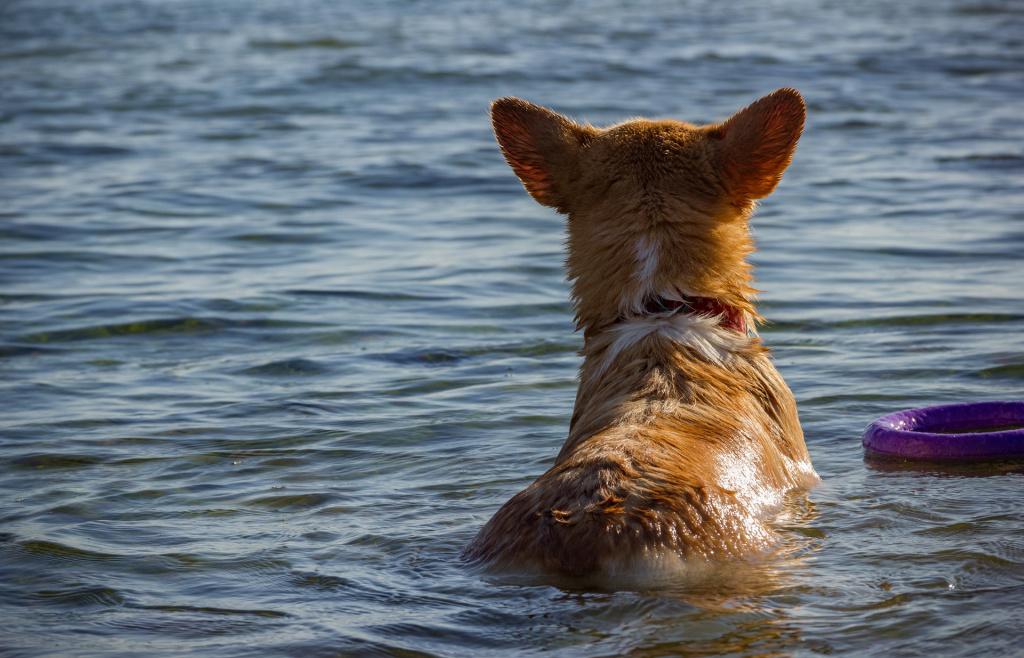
[{"left": 2, "top": 0, "right": 1023, "bottom": 655}]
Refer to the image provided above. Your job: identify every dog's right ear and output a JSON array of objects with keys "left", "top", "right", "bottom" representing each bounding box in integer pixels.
[
  {"left": 491, "top": 98, "right": 592, "bottom": 212},
  {"left": 713, "top": 88, "right": 806, "bottom": 202}
]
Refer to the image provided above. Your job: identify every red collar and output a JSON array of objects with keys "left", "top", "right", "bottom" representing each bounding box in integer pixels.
[{"left": 635, "top": 294, "right": 749, "bottom": 334}]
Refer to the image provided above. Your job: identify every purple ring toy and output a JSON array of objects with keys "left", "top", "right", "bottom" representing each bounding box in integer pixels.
[{"left": 863, "top": 401, "right": 1024, "bottom": 461}]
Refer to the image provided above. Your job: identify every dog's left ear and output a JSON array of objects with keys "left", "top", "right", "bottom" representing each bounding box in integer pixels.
[
  {"left": 491, "top": 97, "right": 593, "bottom": 212},
  {"left": 712, "top": 88, "right": 806, "bottom": 200}
]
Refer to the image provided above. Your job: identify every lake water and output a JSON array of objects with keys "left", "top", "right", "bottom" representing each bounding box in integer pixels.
[{"left": 2, "top": 0, "right": 1023, "bottom": 655}]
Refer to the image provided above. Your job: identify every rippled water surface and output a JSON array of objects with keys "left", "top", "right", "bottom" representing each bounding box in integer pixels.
[{"left": 2, "top": 0, "right": 1024, "bottom": 655}]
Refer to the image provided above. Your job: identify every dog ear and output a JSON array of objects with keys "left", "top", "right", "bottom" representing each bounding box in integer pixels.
[
  {"left": 713, "top": 88, "right": 805, "bottom": 200},
  {"left": 491, "top": 97, "right": 592, "bottom": 211}
]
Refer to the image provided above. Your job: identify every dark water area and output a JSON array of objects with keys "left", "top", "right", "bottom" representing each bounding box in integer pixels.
[{"left": 2, "top": 0, "right": 1023, "bottom": 655}]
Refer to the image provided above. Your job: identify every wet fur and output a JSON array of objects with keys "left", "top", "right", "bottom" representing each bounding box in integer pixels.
[{"left": 464, "top": 89, "right": 818, "bottom": 578}]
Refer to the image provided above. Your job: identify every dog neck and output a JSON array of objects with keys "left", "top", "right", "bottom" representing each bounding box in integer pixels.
[
  {"left": 575, "top": 292, "right": 754, "bottom": 378},
  {"left": 630, "top": 294, "right": 748, "bottom": 335}
]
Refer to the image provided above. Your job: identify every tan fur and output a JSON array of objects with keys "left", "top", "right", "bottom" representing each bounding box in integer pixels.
[{"left": 464, "top": 89, "right": 818, "bottom": 578}]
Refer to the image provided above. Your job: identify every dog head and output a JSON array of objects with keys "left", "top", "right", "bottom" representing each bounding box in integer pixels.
[{"left": 491, "top": 89, "right": 805, "bottom": 336}]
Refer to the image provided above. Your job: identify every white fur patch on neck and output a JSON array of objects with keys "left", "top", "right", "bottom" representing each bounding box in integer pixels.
[
  {"left": 632, "top": 235, "right": 658, "bottom": 292},
  {"left": 622, "top": 238, "right": 663, "bottom": 317},
  {"left": 590, "top": 312, "right": 748, "bottom": 379}
]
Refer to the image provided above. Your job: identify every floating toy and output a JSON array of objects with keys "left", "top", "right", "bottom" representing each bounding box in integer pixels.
[{"left": 863, "top": 401, "right": 1024, "bottom": 461}]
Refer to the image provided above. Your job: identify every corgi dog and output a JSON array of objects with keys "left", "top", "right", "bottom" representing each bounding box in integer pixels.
[{"left": 464, "top": 88, "right": 819, "bottom": 579}]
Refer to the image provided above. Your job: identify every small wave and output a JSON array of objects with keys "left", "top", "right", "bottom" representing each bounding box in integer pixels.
[
  {"left": 303, "top": 63, "right": 537, "bottom": 86},
  {"left": 915, "top": 521, "right": 989, "bottom": 537},
  {"left": 0, "top": 249, "right": 177, "bottom": 266},
  {"left": 825, "top": 118, "right": 887, "bottom": 131},
  {"left": 288, "top": 571, "right": 356, "bottom": 591},
  {"left": 930, "top": 548, "right": 1022, "bottom": 570},
  {"left": 935, "top": 152, "right": 1024, "bottom": 170},
  {"left": 245, "top": 492, "right": 335, "bottom": 510},
  {"left": 370, "top": 338, "right": 577, "bottom": 368},
  {"left": 228, "top": 232, "right": 325, "bottom": 244},
  {"left": 0, "top": 46, "right": 93, "bottom": 60},
  {"left": 935, "top": 153, "right": 1024, "bottom": 163},
  {"left": 347, "top": 164, "right": 497, "bottom": 193},
  {"left": 772, "top": 312, "right": 1024, "bottom": 333},
  {"left": 663, "top": 51, "right": 784, "bottom": 66},
  {"left": 186, "top": 104, "right": 331, "bottom": 119},
  {"left": 19, "top": 316, "right": 322, "bottom": 344},
  {"left": 954, "top": 3, "right": 1024, "bottom": 15},
  {"left": 36, "top": 142, "right": 134, "bottom": 158},
  {"left": 308, "top": 328, "right": 399, "bottom": 345},
  {"left": 32, "top": 585, "right": 126, "bottom": 607},
  {"left": 834, "top": 312, "right": 1023, "bottom": 329},
  {"left": 972, "top": 363, "right": 1024, "bottom": 380},
  {"left": 0, "top": 292, "right": 65, "bottom": 303},
  {"left": 100, "top": 606, "right": 289, "bottom": 638},
  {"left": 365, "top": 621, "right": 502, "bottom": 650},
  {"left": 19, "top": 539, "right": 118, "bottom": 564},
  {"left": 285, "top": 288, "right": 452, "bottom": 301},
  {"left": 802, "top": 392, "right": 909, "bottom": 405},
  {"left": 944, "top": 62, "right": 1019, "bottom": 77},
  {"left": 373, "top": 348, "right": 466, "bottom": 366},
  {"left": 241, "top": 358, "right": 333, "bottom": 377},
  {"left": 249, "top": 37, "right": 360, "bottom": 50},
  {"left": 133, "top": 603, "right": 290, "bottom": 618},
  {"left": 19, "top": 317, "right": 226, "bottom": 343},
  {"left": 9, "top": 453, "right": 106, "bottom": 470},
  {"left": 198, "top": 130, "right": 259, "bottom": 141},
  {"left": 0, "top": 344, "right": 65, "bottom": 359}
]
